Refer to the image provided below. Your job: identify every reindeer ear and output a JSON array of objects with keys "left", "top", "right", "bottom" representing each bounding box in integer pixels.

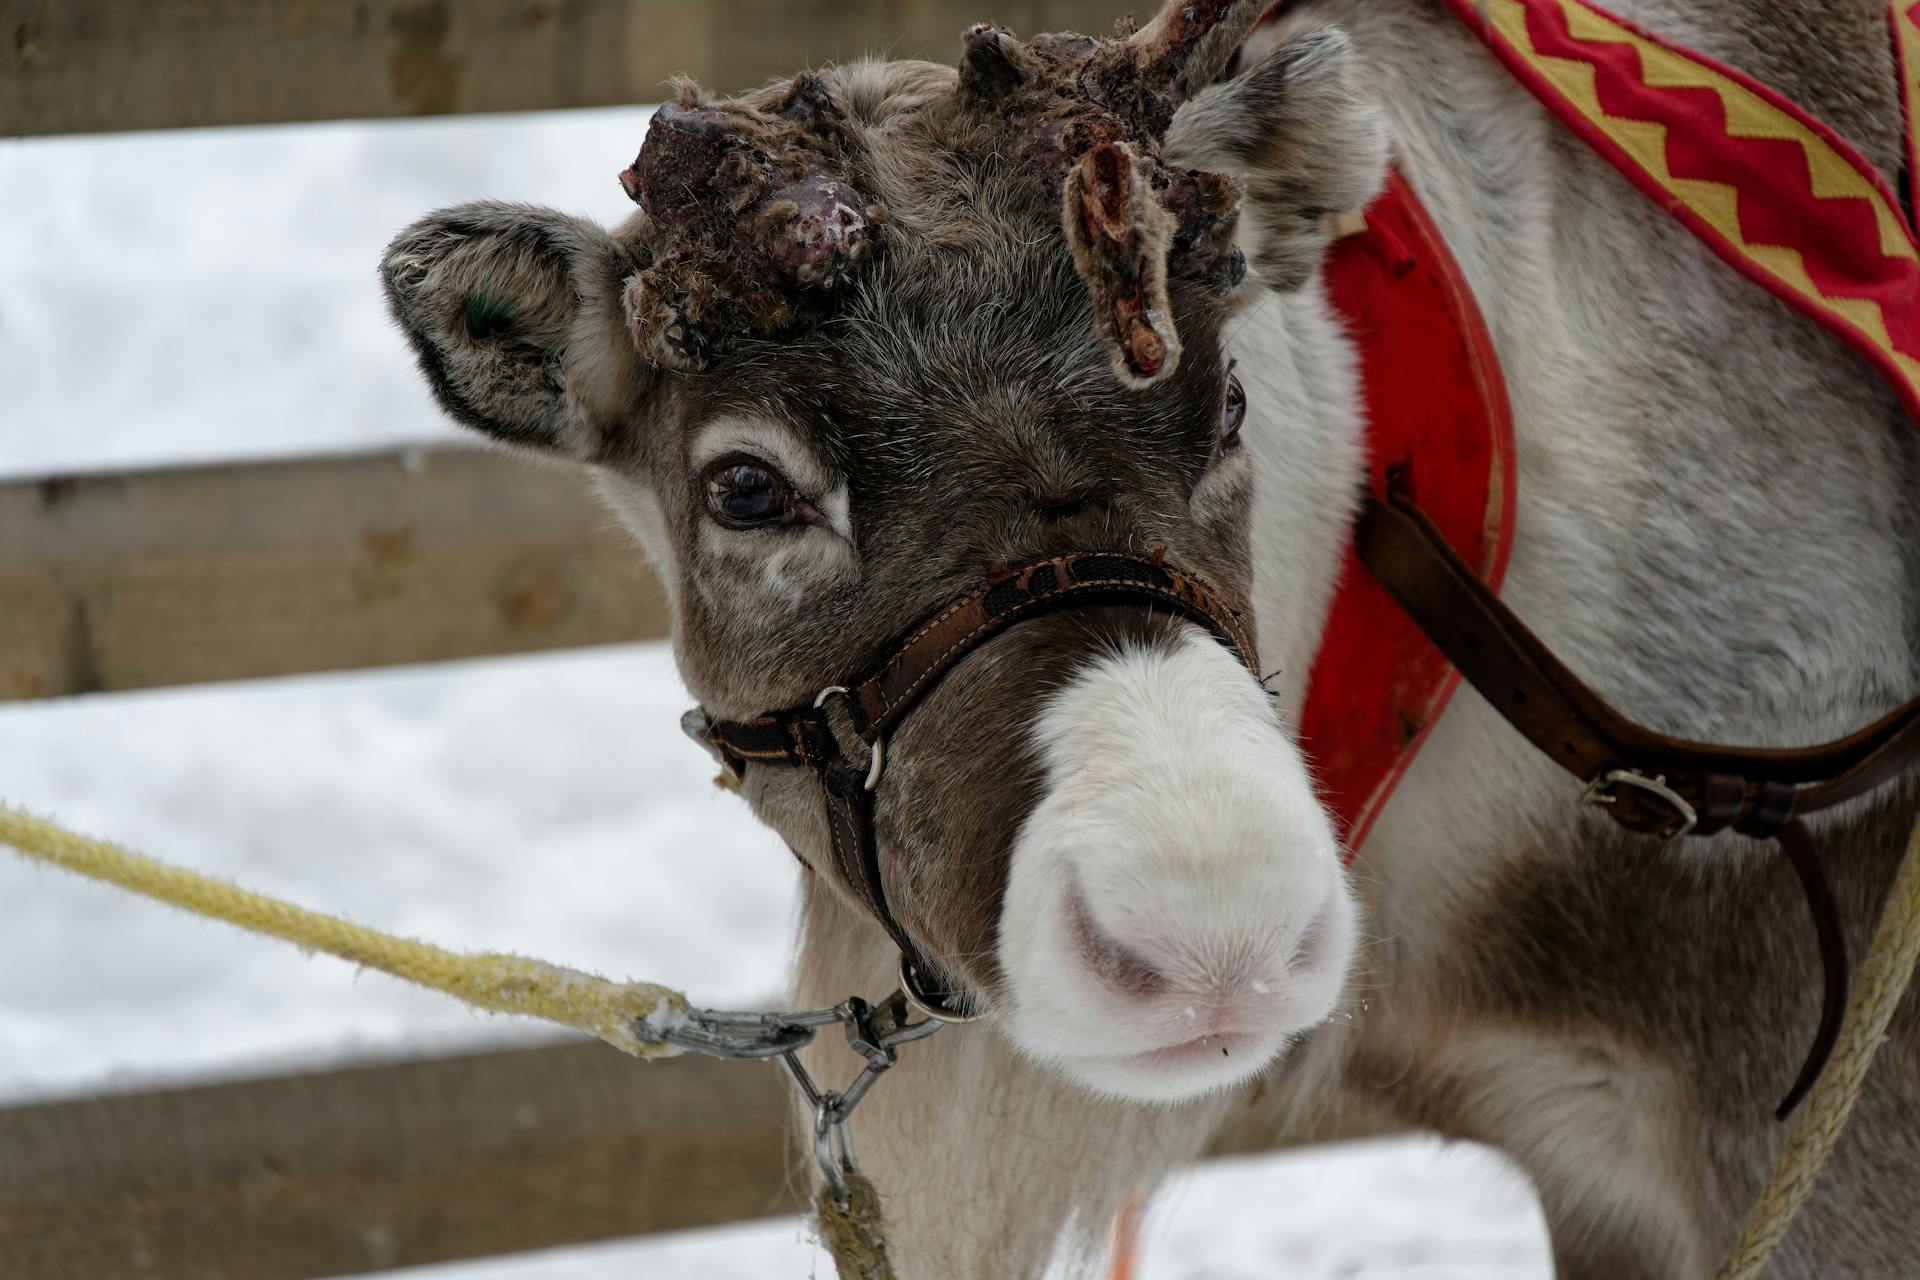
[
  {"left": 381, "top": 202, "right": 650, "bottom": 459},
  {"left": 1162, "top": 28, "right": 1387, "bottom": 291}
]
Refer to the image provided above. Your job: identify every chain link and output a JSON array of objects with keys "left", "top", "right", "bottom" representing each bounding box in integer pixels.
[{"left": 646, "top": 985, "right": 944, "bottom": 1204}]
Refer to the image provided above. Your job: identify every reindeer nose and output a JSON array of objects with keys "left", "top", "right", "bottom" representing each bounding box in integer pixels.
[
  {"left": 996, "top": 630, "right": 1353, "bottom": 1100},
  {"left": 1063, "top": 871, "right": 1331, "bottom": 1016},
  {"left": 1066, "top": 884, "right": 1171, "bottom": 1000}
]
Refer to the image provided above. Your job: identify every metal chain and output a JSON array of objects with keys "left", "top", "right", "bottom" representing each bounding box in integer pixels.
[{"left": 649, "top": 985, "right": 943, "bottom": 1204}]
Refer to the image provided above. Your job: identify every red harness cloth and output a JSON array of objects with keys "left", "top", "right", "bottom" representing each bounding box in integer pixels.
[
  {"left": 1298, "top": 174, "right": 1516, "bottom": 855},
  {"left": 1274, "top": 0, "right": 1920, "bottom": 858}
]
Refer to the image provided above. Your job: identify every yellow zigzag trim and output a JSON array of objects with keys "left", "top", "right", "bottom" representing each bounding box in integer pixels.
[
  {"left": 1899, "top": 3, "right": 1920, "bottom": 180},
  {"left": 1557, "top": 0, "right": 1913, "bottom": 263},
  {"left": 1486, "top": 0, "right": 1920, "bottom": 388}
]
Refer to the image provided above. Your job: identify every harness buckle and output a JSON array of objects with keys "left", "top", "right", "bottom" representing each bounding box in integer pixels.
[{"left": 1581, "top": 768, "right": 1699, "bottom": 841}]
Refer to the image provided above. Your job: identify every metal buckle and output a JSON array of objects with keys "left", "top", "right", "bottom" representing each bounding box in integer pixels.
[
  {"left": 813, "top": 686, "right": 886, "bottom": 790},
  {"left": 643, "top": 986, "right": 942, "bottom": 1206},
  {"left": 1581, "top": 768, "right": 1698, "bottom": 841}
]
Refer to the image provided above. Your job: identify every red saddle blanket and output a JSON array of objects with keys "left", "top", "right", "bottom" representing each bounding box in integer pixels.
[{"left": 1269, "top": 0, "right": 1920, "bottom": 855}]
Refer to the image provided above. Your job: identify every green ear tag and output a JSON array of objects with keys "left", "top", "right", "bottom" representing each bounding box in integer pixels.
[{"left": 466, "top": 292, "right": 514, "bottom": 340}]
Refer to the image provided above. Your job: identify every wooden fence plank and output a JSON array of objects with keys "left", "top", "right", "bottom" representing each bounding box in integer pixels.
[
  {"left": 0, "top": 1039, "right": 797, "bottom": 1279},
  {"left": 3, "top": 0, "right": 1124, "bottom": 137},
  {"left": 0, "top": 446, "right": 668, "bottom": 701}
]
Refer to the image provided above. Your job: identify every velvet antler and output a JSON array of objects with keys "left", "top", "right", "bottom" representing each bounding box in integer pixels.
[
  {"left": 1129, "top": 0, "right": 1266, "bottom": 106},
  {"left": 951, "top": 1, "right": 1256, "bottom": 385},
  {"left": 1063, "top": 141, "right": 1180, "bottom": 387},
  {"left": 618, "top": 77, "right": 886, "bottom": 369},
  {"left": 611, "top": 1, "right": 1259, "bottom": 383}
]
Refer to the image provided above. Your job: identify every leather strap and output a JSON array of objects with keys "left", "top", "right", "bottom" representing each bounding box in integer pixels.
[
  {"left": 691, "top": 490, "right": 1920, "bottom": 1111},
  {"left": 1356, "top": 485, "right": 1920, "bottom": 1115},
  {"left": 1775, "top": 819, "right": 1851, "bottom": 1116},
  {"left": 1354, "top": 490, "right": 1920, "bottom": 823},
  {"left": 697, "top": 548, "right": 1256, "bottom": 1008},
  {"left": 841, "top": 550, "right": 1255, "bottom": 741}
]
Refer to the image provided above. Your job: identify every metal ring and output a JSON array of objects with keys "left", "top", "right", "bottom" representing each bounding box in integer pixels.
[
  {"left": 898, "top": 955, "right": 985, "bottom": 1024},
  {"left": 811, "top": 1093, "right": 850, "bottom": 1204},
  {"left": 814, "top": 685, "right": 886, "bottom": 791}
]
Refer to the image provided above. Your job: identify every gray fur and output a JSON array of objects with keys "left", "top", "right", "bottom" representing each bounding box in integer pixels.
[
  {"left": 1165, "top": 27, "right": 1389, "bottom": 288},
  {"left": 1234, "top": 3, "right": 1920, "bottom": 1277},
  {"left": 381, "top": 203, "right": 648, "bottom": 457},
  {"left": 381, "top": 1, "right": 1920, "bottom": 1274}
]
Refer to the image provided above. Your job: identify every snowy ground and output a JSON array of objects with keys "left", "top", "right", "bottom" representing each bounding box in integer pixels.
[{"left": 0, "top": 111, "right": 1552, "bottom": 1277}]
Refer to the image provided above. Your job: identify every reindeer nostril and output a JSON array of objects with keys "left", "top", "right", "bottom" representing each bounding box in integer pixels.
[
  {"left": 1066, "top": 884, "right": 1166, "bottom": 998},
  {"left": 1291, "top": 908, "right": 1331, "bottom": 974}
]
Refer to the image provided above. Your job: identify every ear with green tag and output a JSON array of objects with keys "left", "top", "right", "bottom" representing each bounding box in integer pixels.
[{"left": 382, "top": 202, "right": 653, "bottom": 459}]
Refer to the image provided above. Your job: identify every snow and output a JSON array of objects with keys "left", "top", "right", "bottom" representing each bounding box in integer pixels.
[
  {"left": 0, "top": 111, "right": 1551, "bottom": 1276},
  {"left": 0, "top": 107, "right": 655, "bottom": 478}
]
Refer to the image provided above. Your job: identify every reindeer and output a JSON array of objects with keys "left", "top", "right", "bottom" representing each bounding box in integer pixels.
[{"left": 380, "top": 0, "right": 1920, "bottom": 1274}]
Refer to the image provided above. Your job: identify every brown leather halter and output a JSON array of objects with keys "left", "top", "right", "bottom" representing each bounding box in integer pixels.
[
  {"left": 690, "top": 549, "right": 1258, "bottom": 1015},
  {"left": 1358, "top": 482, "right": 1920, "bottom": 1116},
  {"left": 690, "top": 491, "right": 1920, "bottom": 1112}
]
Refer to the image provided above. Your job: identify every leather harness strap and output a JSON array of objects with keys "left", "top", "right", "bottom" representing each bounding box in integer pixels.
[
  {"left": 697, "top": 548, "right": 1257, "bottom": 1009},
  {"left": 1357, "top": 485, "right": 1920, "bottom": 1115},
  {"left": 691, "top": 495, "right": 1920, "bottom": 1109},
  {"left": 842, "top": 551, "right": 1255, "bottom": 741}
]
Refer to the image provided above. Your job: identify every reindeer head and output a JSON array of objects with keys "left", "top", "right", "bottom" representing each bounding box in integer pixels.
[{"left": 383, "top": 2, "right": 1387, "bottom": 1101}]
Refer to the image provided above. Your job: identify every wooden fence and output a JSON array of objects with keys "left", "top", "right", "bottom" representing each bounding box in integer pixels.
[
  {"left": 0, "top": 4, "right": 1345, "bottom": 1276},
  {"left": 4, "top": 0, "right": 1121, "bottom": 134},
  {"left": 0, "top": 5, "right": 1130, "bottom": 1274},
  {"left": 3, "top": 1042, "right": 797, "bottom": 1280},
  {"left": 0, "top": 446, "right": 666, "bottom": 701}
]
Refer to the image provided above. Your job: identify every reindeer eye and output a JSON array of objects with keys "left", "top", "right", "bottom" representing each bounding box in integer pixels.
[
  {"left": 1220, "top": 372, "right": 1247, "bottom": 449},
  {"left": 703, "top": 454, "right": 795, "bottom": 528}
]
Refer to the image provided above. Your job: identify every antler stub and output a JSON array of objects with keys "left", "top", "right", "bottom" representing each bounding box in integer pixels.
[
  {"left": 618, "top": 79, "right": 886, "bottom": 370},
  {"left": 999, "top": 0, "right": 1260, "bottom": 387},
  {"left": 1130, "top": 0, "right": 1263, "bottom": 103},
  {"left": 609, "top": 0, "right": 1256, "bottom": 385},
  {"left": 1063, "top": 141, "right": 1182, "bottom": 387}
]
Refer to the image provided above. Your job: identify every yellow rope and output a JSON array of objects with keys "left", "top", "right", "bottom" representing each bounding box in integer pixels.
[
  {"left": 1716, "top": 816, "right": 1920, "bottom": 1280},
  {"left": 0, "top": 804, "right": 908, "bottom": 1272},
  {"left": 8, "top": 800, "right": 1916, "bottom": 1276},
  {"left": 0, "top": 804, "right": 688, "bottom": 1059},
  {"left": 815, "top": 1173, "right": 898, "bottom": 1280}
]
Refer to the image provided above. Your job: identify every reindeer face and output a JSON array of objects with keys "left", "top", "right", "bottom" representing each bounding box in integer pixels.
[{"left": 383, "top": 5, "right": 1386, "bottom": 1102}]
